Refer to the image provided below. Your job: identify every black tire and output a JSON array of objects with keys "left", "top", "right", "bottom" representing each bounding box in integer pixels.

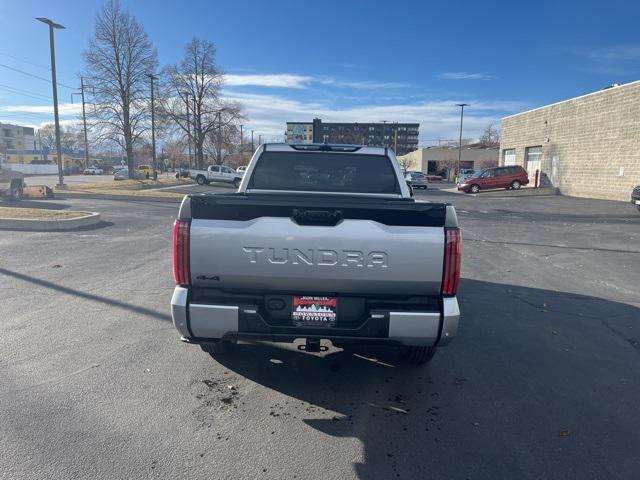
[
  {"left": 200, "top": 340, "right": 236, "bottom": 356},
  {"left": 511, "top": 180, "right": 521, "bottom": 190},
  {"left": 10, "top": 181, "right": 23, "bottom": 200},
  {"left": 469, "top": 184, "right": 480, "bottom": 194},
  {"left": 196, "top": 175, "right": 206, "bottom": 186},
  {"left": 233, "top": 178, "right": 241, "bottom": 188},
  {"left": 401, "top": 346, "right": 437, "bottom": 365}
]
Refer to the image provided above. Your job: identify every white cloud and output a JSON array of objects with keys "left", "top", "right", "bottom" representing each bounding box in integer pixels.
[
  {"left": 441, "top": 72, "right": 496, "bottom": 80},
  {"left": 318, "top": 78, "right": 410, "bottom": 89},
  {"left": 224, "top": 74, "right": 311, "bottom": 89},
  {"left": 224, "top": 73, "right": 412, "bottom": 90},
  {"left": 0, "top": 103, "right": 82, "bottom": 116},
  {"left": 223, "top": 90, "right": 525, "bottom": 144},
  {"left": 568, "top": 44, "right": 640, "bottom": 75}
]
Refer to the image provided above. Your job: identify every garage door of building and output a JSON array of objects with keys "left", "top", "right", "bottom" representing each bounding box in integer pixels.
[
  {"left": 525, "top": 146, "right": 542, "bottom": 186},
  {"left": 503, "top": 149, "right": 516, "bottom": 166}
]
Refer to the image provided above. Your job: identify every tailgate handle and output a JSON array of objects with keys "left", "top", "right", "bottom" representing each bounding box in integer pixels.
[{"left": 292, "top": 209, "right": 342, "bottom": 226}]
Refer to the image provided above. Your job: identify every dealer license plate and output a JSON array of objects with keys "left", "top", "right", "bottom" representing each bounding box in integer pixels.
[
  {"left": 635, "top": 200, "right": 640, "bottom": 205},
  {"left": 292, "top": 296, "right": 337, "bottom": 327}
]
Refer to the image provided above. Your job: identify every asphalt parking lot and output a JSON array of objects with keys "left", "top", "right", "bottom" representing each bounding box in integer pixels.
[{"left": 1, "top": 188, "right": 639, "bottom": 479}]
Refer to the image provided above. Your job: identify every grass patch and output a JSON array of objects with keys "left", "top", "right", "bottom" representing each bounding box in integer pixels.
[
  {"left": 0, "top": 207, "right": 91, "bottom": 220},
  {"left": 66, "top": 188, "right": 185, "bottom": 199},
  {"left": 57, "top": 177, "right": 191, "bottom": 192}
]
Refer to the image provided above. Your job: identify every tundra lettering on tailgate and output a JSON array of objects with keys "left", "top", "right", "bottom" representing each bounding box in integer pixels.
[{"left": 242, "top": 247, "right": 388, "bottom": 268}]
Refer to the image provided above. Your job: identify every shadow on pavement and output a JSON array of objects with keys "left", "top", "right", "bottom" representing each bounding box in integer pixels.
[
  {"left": 209, "top": 279, "right": 640, "bottom": 479},
  {"left": 0, "top": 267, "right": 171, "bottom": 322}
]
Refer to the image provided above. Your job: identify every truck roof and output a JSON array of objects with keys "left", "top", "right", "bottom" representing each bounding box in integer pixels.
[{"left": 262, "top": 143, "right": 392, "bottom": 155}]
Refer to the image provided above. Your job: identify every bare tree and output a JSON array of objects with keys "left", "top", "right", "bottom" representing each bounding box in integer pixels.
[
  {"left": 202, "top": 105, "right": 246, "bottom": 165},
  {"left": 479, "top": 123, "right": 500, "bottom": 147},
  {"left": 38, "top": 124, "right": 56, "bottom": 149},
  {"left": 397, "top": 156, "right": 416, "bottom": 172},
  {"left": 160, "top": 38, "right": 245, "bottom": 168},
  {"left": 83, "top": 0, "right": 158, "bottom": 178},
  {"left": 38, "top": 124, "right": 82, "bottom": 151}
]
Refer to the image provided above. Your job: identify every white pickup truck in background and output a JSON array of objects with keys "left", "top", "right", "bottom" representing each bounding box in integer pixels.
[{"left": 190, "top": 165, "right": 243, "bottom": 187}]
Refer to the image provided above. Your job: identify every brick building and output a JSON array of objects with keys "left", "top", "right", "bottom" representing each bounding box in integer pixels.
[
  {"left": 500, "top": 81, "right": 640, "bottom": 201},
  {"left": 286, "top": 118, "right": 419, "bottom": 156}
]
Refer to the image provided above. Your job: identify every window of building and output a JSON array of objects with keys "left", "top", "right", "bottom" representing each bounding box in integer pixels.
[
  {"left": 503, "top": 148, "right": 516, "bottom": 166},
  {"left": 369, "top": 127, "right": 375, "bottom": 131},
  {"left": 525, "top": 146, "right": 542, "bottom": 163}
]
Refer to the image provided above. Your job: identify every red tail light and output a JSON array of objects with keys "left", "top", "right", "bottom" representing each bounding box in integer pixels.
[
  {"left": 173, "top": 219, "right": 190, "bottom": 286},
  {"left": 441, "top": 228, "right": 462, "bottom": 296}
]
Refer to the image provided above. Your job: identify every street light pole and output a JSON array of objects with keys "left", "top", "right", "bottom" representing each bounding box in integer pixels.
[
  {"left": 146, "top": 73, "right": 158, "bottom": 172},
  {"left": 36, "top": 17, "right": 65, "bottom": 188},
  {"left": 258, "top": 134, "right": 263, "bottom": 145},
  {"left": 251, "top": 130, "right": 254, "bottom": 152},
  {"left": 455, "top": 103, "right": 470, "bottom": 178}
]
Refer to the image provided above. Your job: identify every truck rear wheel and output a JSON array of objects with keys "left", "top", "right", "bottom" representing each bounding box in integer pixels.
[
  {"left": 200, "top": 340, "right": 235, "bottom": 356},
  {"left": 401, "top": 346, "right": 437, "bottom": 365},
  {"left": 196, "top": 175, "right": 206, "bottom": 186}
]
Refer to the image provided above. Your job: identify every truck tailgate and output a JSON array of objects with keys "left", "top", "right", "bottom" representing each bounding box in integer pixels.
[{"left": 188, "top": 194, "right": 447, "bottom": 296}]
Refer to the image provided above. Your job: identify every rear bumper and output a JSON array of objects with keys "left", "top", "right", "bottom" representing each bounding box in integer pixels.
[{"left": 171, "top": 287, "right": 460, "bottom": 347}]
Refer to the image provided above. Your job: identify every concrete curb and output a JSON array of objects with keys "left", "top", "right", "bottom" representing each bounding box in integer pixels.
[
  {"left": 56, "top": 192, "right": 184, "bottom": 203},
  {"left": 480, "top": 187, "right": 560, "bottom": 197},
  {"left": 0, "top": 212, "right": 101, "bottom": 230}
]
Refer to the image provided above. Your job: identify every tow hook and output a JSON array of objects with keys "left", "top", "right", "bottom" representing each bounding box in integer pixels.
[{"left": 298, "top": 339, "right": 328, "bottom": 353}]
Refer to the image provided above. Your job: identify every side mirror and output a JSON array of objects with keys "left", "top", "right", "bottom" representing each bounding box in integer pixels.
[{"left": 406, "top": 181, "right": 414, "bottom": 197}]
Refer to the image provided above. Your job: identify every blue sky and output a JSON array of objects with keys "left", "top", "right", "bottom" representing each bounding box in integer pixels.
[{"left": 1, "top": 0, "right": 640, "bottom": 145}]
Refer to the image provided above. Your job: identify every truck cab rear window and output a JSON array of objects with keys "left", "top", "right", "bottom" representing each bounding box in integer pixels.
[{"left": 250, "top": 152, "right": 399, "bottom": 194}]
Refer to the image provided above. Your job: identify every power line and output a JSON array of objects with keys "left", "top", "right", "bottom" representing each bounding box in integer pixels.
[
  {"left": 0, "top": 62, "right": 75, "bottom": 90},
  {"left": 0, "top": 84, "right": 52, "bottom": 101},
  {"left": 0, "top": 51, "right": 51, "bottom": 72}
]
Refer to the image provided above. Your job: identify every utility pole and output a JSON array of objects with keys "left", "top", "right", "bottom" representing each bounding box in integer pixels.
[
  {"left": 394, "top": 123, "right": 398, "bottom": 153},
  {"left": 192, "top": 97, "right": 199, "bottom": 168},
  {"left": 80, "top": 77, "right": 90, "bottom": 169},
  {"left": 258, "top": 134, "right": 263, "bottom": 145},
  {"left": 183, "top": 93, "right": 192, "bottom": 168},
  {"left": 239, "top": 124, "right": 243, "bottom": 164},
  {"left": 251, "top": 130, "right": 254, "bottom": 152},
  {"left": 455, "top": 103, "right": 470, "bottom": 178},
  {"left": 146, "top": 73, "right": 158, "bottom": 172},
  {"left": 36, "top": 17, "right": 65, "bottom": 188},
  {"left": 72, "top": 78, "right": 91, "bottom": 168},
  {"left": 216, "top": 111, "right": 222, "bottom": 165}
]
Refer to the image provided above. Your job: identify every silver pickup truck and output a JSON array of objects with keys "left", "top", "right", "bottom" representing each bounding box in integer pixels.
[{"left": 171, "top": 144, "right": 461, "bottom": 364}]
